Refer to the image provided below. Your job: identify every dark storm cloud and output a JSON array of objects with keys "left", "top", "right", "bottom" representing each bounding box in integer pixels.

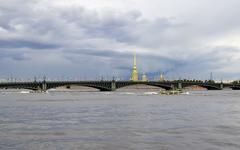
[
  {"left": 66, "top": 49, "right": 129, "bottom": 58},
  {"left": 60, "top": 8, "right": 142, "bottom": 42},
  {"left": 0, "top": 40, "right": 58, "bottom": 49},
  {"left": 0, "top": 0, "right": 240, "bottom": 79},
  {"left": 0, "top": 49, "right": 28, "bottom": 61}
]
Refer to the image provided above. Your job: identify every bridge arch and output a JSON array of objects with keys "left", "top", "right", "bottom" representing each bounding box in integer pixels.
[
  {"left": 116, "top": 84, "right": 165, "bottom": 91},
  {"left": 183, "top": 85, "right": 208, "bottom": 91},
  {"left": 51, "top": 85, "right": 99, "bottom": 91},
  {"left": 181, "top": 84, "right": 221, "bottom": 90},
  {"left": 230, "top": 86, "right": 240, "bottom": 90},
  {"left": 115, "top": 82, "right": 173, "bottom": 90},
  {"left": 46, "top": 83, "right": 112, "bottom": 91},
  {"left": 0, "top": 85, "right": 41, "bottom": 91}
]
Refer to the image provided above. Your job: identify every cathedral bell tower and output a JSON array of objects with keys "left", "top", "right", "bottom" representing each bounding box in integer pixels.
[{"left": 131, "top": 51, "right": 138, "bottom": 81}]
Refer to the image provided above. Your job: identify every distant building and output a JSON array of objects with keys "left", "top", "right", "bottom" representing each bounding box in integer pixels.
[
  {"left": 142, "top": 73, "right": 148, "bottom": 81},
  {"left": 160, "top": 73, "right": 165, "bottom": 81},
  {"left": 0, "top": 79, "right": 7, "bottom": 82}
]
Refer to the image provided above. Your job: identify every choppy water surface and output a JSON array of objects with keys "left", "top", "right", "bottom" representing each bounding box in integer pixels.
[{"left": 0, "top": 90, "right": 240, "bottom": 150}]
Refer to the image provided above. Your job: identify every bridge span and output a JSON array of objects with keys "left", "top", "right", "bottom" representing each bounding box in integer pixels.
[{"left": 0, "top": 80, "right": 240, "bottom": 92}]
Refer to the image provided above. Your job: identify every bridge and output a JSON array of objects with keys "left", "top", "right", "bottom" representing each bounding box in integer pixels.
[{"left": 0, "top": 80, "right": 240, "bottom": 92}]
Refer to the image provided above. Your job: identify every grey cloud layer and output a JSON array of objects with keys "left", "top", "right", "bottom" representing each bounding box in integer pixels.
[{"left": 0, "top": 0, "right": 240, "bottom": 80}]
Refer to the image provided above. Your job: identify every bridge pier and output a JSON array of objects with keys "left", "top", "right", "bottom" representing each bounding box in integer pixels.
[
  {"left": 220, "top": 83, "right": 223, "bottom": 89},
  {"left": 41, "top": 81, "right": 47, "bottom": 92},
  {"left": 178, "top": 83, "right": 182, "bottom": 90},
  {"left": 37, "top": 85, "right": 42, "bottom": 92},
  {"left": 111, "top": 80, "right": 116, "bottom": 91}
]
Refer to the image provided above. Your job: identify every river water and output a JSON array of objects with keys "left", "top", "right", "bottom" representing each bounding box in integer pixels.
[{"left": 0, "top": 90, "right": 240, "bottom": 150}]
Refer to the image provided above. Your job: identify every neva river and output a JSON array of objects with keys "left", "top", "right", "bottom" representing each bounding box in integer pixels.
[{"left": 0, "top": 90, "right": 240, "bottom": 150}]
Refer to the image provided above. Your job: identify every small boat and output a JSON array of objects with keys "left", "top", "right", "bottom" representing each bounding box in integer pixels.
[
  {"left": 181, "top": 91, "right": 190, "bottom": 95},
  {"left": 120, "top": 92, "right": 135, "bottom": 95},
  {"left": 144, "top": 92, "right": 158, "bottom": 95},
  {"left": 159, "top": 89, "right": 187, "bottom": 95},
  {"left": 20, "top": 91, "right": 31, "bottom": 94}
]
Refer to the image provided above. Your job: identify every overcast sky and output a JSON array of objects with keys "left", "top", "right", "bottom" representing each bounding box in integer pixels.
[{"left": 1, "top": 0, "right": 240, "bottom": 80}]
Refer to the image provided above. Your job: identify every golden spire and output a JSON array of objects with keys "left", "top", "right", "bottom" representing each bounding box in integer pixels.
[
  {"left": 134, "top": 51, "right": 137, "bottom": 69},
  {"left": 131, "top": 51, "right": 138, "bottom": 81}
]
